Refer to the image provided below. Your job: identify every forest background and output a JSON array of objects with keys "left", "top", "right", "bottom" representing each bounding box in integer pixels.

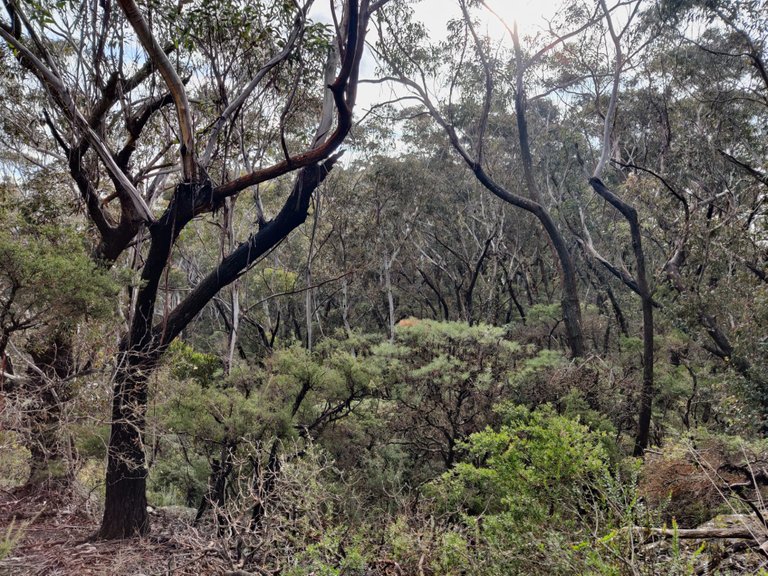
[{"left": 1, "top": 0, "right": 767, "bottom": 573}]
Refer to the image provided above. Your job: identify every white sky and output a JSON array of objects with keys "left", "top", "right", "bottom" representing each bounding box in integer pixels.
[
  {"left": 412, "top": 0, "right": 565, "bottom": 40},
  {"left": 310, "top": 0, "right": 564, "bottom": 38},
  {"left": 309, "top": 0, "right": 566, "bottom": 115}
]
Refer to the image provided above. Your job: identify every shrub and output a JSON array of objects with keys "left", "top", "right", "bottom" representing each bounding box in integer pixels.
[{"left": 427, "top": 404, "right": 614, "bottom": 574}]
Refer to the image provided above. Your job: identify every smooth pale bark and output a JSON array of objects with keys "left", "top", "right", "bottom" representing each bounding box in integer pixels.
[
  {"left": 117, "top": 0, "right": 196, "bottom": 181},
  {"left": 383, "top": 253, "right": 396, "bottom": 342}
]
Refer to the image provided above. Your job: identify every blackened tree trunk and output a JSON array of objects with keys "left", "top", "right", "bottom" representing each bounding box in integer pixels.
[
  {"left": 97, "top": 161, "right": 339, "bottom": 539},
  {"left": 589, "top": 177, "right": 654, "bottom": 455},
  {"left": 388, "top": 5, "right": 586, "bottom": 357},
  {"left": 194, "top": 440, "right": 236, "bottom": 527},
  {"left": 470, "top": 168, "right": 585, "bottom": 356},
  {"left": 1, "top": 0, "right": 377, "bottom": 540},
  {"left": 251, "top": 440, "right": 281, "bottom": 530},
  {"left": 99, "top": 368, "right": 151, "bottom": 537},
  {"left": 512, "top": 26, "right": 585, "bottom": 357},
  {"left": 98, "top": 180, "right": 201, "bottom": 538}
]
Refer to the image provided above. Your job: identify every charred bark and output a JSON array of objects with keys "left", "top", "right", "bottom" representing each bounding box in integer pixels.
[
  {"left": 97, "top": 162, "right": 337, "bottom": 539},
  {"left": 589, "top": 177, "right": 654, "bottom": 456}
]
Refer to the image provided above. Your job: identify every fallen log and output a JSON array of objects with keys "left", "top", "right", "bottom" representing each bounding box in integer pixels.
[{"left": 632, "top": 526, "right": 766, "bottom": 539}]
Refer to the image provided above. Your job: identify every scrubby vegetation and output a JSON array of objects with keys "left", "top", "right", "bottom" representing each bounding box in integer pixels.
[{"left": 2, "top": 0, "right": 768, "bottom": 573}]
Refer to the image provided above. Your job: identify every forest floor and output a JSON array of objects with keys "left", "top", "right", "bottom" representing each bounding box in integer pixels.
[
  {"left": 4, "top": 483, "right": 768, "bottom": 575},
  {"left": 0, "top": 486, "right": 229, "bottom": 575}
]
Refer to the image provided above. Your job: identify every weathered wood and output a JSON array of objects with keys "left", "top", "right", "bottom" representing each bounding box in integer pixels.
[{"left": 633, "top": 526, "right": 766, "bottom": 540}]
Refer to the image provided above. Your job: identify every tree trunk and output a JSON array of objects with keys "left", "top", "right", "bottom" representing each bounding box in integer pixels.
[
  {"left": 251, "top": 440, "right": 280, "bottom": 530},
  {"left": 24, "top": 332, "right": 73, "bottom": 487},
  {"left": 636, "top": 289, "right": 654, "bottom": 455},
  {"left": 475, "top": 168, "right": 585, "bottom": 357},
  {"left": 98, "top": 364, "right": 150, "bottom": 538},
  {"left": 589, "top": 178, "right": 654, "bottom": 456},
  {"left": 221, "top": 197, "right": 240, "bottom": 374},
  {"left": 384, "top": 253, "right": 396, "bottom": 342},
  {"left": 97, "top": 162, "right": 337, "bottom": 538},
  {"left": 512, "top": 24, "right": 585, "bottom": 358},
  {"left": 195, "top": 440, "right": 236, "bottom": 527},
  {"left": 98, "top": 182, "right": 201, "bottom": 539}
]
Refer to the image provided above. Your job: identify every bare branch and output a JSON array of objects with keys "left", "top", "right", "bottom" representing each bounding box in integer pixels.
[
  {"left": 0, "top": 25, "right": 153, "bottom": 223},
  {"left": 117, "top": 0, "right": 196, "bottom": 181},
  {"left": 201, "top": 7, "right": 309, "bottom": 167},
  {"left": 211, "top": 0, "right": 369, "bottom": 204},
  {"left": 593, "top": 0, "right": 624, "bottom": 178}
]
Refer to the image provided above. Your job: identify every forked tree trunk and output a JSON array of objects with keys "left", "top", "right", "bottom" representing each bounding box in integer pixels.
[
  {"left": 98, "top": 162, "right": 338, "bottom": 539},
  {"left": 97, "top": 0, "right": 363, "bottom": 539},
  {"left": 1, "top": 0, "right": 370, "bottom": 542},
  {"left": 98, "top": 181, "right": 201, "bottom": 539}
]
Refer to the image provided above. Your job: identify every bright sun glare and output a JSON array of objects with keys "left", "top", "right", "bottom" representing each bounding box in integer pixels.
[
  {"left": 309, "top": 0, "right": 565, "bottom": 44},
  {"left": 411, "top": 0, "right": 564, "bottom": 43}
]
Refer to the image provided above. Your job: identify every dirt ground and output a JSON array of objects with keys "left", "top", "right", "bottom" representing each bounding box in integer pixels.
[{"left": 0, "top": 486, "right": 231, "bottom": 575}]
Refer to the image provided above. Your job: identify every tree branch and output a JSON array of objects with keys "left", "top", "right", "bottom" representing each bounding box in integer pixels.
[{"left": 117, "top": 0, "right": 196, "bottom": 181}]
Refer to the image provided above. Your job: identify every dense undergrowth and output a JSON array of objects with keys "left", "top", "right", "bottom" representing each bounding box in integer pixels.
[
  {"left": 6, "top": 319, "right": 767, "bottom": 574},
  {"left": 1, "top": 0, "right": 767, "bottom": 572}
]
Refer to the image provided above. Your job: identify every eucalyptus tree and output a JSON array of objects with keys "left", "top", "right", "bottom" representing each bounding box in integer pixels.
[
  {"left": 583, "top": 0, "right": 655, "bottom": 454},
  {"left": 318, "top": 140, "right": 523, "bottom": 334},
  {"left": 0, "top": 0, "right": 387, "bottom": 538},
  {"left": 658, "top": 0, "right": 768, "bottom": 356},
  {"left": 625, "top": 3, "right": 768, "bottom": 426},
  {"left": 0, "top": 180, "right": 116, "bottom": 484},
  {"left": 393, "top": 119, "right": 525, "bottom": 328},
  {"left": 561, "top": 0, "right": 768, "bottom": 442},
  {"left": 374, "top": 0, "right": 600, "bottom": 357}
]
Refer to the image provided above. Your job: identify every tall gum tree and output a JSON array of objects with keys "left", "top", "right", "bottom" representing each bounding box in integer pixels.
[
  {"left": 576, "top": 0, "right": 767, "bottom": 449},
  {"left": 583, "top": 0, "right": 656, "bottom": 455},
  {"left": 0, "top": 0, "right": 387, "bottom": 539},
  {"left": 375, "top": 0, "right": 596, "bottom": 357},
  {"left": 657, "top": 0, "right": 768, "bottom": 420}
]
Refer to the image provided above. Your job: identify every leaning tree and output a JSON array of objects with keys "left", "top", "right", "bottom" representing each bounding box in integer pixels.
[
  {"left": 374, "top": 0, "right": 598, "bottom": 358},
  {"left": 0, "top": 0, "right": 387, "bottom": 539}
]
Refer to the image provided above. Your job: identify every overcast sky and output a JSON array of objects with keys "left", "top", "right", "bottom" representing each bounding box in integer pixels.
[
  {"left": 310, "top": 0, "right": 564, "bottom": 38},
  {"left": 412, "top": 0, "right": 564, "bottom": 39},
  {"left": 309, "top": 0, "right": 566, "bottom": 118}
]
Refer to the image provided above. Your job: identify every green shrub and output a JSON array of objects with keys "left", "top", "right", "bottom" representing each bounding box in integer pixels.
[{"left": 427, "top": 404, "right": 614, "bottom": 574}]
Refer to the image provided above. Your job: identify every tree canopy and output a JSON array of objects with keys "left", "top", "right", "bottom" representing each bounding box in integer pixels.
[{"left": 1, "top": 0, "right": 768, "bottom": 573}]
